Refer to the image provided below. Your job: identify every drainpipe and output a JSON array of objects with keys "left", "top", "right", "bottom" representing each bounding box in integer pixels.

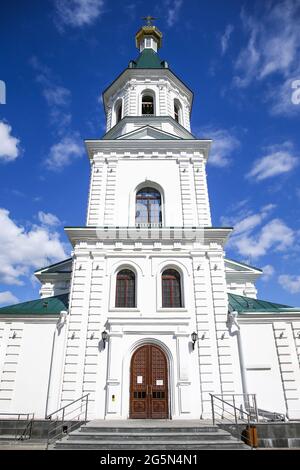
[
  {"left": 228, "top": 311, "right": 249, "bottom": 407},
  {"left": 45, "top": 310, "right": 68, "bottom": 417}
]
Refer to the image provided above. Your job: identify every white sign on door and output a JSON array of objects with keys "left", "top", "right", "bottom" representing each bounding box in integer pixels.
[{"left": 137, "top": 376, "right": 143, "bottom": 384}]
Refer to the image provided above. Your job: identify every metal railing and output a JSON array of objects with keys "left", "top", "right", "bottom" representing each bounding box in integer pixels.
[
  {"left": 257, "top": 408, "right": 286, "bottom": 422},
  {"left": 0, "top": 413, "right": 34, "bottom": 441},
  {"left": 210, "top": 394, "right": 258, "bottom": 448},
  {"left": 46, "top": 394, "right": 89, "bottom": 449}
]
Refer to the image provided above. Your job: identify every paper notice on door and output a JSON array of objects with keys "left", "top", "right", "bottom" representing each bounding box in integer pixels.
[
  {"left": 156, "top": 379, "right": 163, "bottom": 386},
  {"left": 137, "top": 376, "right": 143, "bottom": 384}
]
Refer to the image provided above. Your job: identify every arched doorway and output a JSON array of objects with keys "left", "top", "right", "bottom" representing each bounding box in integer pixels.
[{"left": 130, "top": 344, "right": 169, "bottom": 419}]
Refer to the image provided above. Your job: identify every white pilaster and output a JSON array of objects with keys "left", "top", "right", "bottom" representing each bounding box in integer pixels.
[
  {"left": 192, "top": 159, "right": 211, "bottom": 227},
  {"left": 86, "top": 157, "right": 106, "bottom": 226}
]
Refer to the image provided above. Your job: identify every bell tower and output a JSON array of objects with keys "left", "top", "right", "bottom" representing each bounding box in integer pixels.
[
  {"left": 85, "top": 19, "right": 212, "bottom": 228},
  {"left": 61, "top": 20, "right": 239, "bottom": 421}
]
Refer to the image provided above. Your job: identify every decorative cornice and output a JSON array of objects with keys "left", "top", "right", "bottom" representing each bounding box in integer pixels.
[
  {"left": 64, "top": 226, "right": 232, "bottom": 248},
  {"left": 85, "top": 138, "right": 212, "bottom": 161}
]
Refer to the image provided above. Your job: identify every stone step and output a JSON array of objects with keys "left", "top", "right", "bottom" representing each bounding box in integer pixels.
[
  {"left": 54, "top": 439, "right": 247, "bottom": 450},
  {"left": 80, "top": 425, "right": 219, "bottom": 434},
  {"left": 69, "top": 430, "right": 232, "bottom": 442},
  {"left": 0, "top": 434, "right": 23, "bottom": 441}
]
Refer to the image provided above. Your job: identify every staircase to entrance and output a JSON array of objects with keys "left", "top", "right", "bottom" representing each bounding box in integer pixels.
[{"left": 52, "top": 419, "right": 249, "bottom": 450}]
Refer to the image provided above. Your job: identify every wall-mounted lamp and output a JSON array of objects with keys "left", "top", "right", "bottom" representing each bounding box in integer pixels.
[
  {"left": 214, "top": 264, "right": 218, "bottom": 271},
  {"left": 191, "top": 331, "right": 198, "bottom": 350},
  {"left": 102, "top": 330, "right": 108, "bottom": 349},
  {"left": 12, "top": 331, "right": 16, "bottom": 339},
  {"left": 201, "top": 332, "right": 206, "bottom": 340},
  {"left": 71, "top": 332, "right": 75, "bottom": 340},
  {"left": 90, "top": 332, "right": 95, "bottom": 340},
  {"left": 279, "top": 332, "right": 284, "bottom": 339},
  {"left": 221, "top": 332, "right": 226, "bottom": 340},
  {"left": 297, "top": 332, "right": 300, "bottom": 339}
]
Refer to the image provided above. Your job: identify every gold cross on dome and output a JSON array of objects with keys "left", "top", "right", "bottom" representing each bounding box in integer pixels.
[{"left": 142, "top": 15, "right": 157, "bottom": 26}]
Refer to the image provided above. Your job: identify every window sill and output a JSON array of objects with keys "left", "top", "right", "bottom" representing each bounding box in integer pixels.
[
  {"left": 109, "top": 308, "right": 140, "bottom": 313},
  {"left": 157, "top": 308, "right": 187, "bottom": 312}
]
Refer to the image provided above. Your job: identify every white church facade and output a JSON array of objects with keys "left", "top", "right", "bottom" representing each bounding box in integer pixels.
[{"left": 0, "top": 23, "right": 300, "bottom": 423}]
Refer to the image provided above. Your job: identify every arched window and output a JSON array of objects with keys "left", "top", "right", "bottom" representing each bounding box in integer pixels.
[
  {"left": 142, "top": 94, "right": 154, "bottom": 115},
  {"left": 136, "top": 187, "right": 162, "bottom": 226},
  {"left": 115, "top": 100, "right": 122, "bottom": 124},
  {"left": 115, "top": 269, "right": 136, "bottom": 308},
  {"left": 174, "top": 99, "right": 182, "bottom": 124},
  {"left": 162, "top": 269, "right": 182, "bottom": 308}
]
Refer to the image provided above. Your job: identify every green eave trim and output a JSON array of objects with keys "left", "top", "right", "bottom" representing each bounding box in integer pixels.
[
  {"left": 0, "top": 294, "right": 69, "bottom": 316},
  {"left": 228, "top": 292, "right": 298, "bottom": 313}
]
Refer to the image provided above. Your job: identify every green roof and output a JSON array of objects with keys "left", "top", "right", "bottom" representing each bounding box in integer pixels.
[
  {"left": 35, "top": 258, "right": 72, "bottom": 274},
  {"left": 131, "top": 49, "right": 166, "bottom": 69},
  {"left": 0, "top": 291, "right": 297, "bottom": 316},
  {"left": 228, "top": 292, "right": 297, "bottom": 313},
  {"left": 0, "top": 294, "right": 69, "bottom": 316}
]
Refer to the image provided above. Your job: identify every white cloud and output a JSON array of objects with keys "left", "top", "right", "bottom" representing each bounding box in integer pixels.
[
  {"left": 55, "top": 0, "right": 104, "bottom": 29},
  {"left": 221, "top": 203, "right": 275, "bottom": 228},
  {"left": 31, "top": 57, "right": 72, "bottom": 130},
  {"left": 0, "top": 208, "right": 67, "bottom": 286},
  {"left": 233, "top": 1, "right": 300, "bottom": 115},
  {"left": 234, "top": 2, "right": 300, "bottom": 86},
  {"left": 224, "top": 203, "right": 295, "bottom": 260},
  {"left": 166, "top": 0, "right": 183, "bottom": 27},
  {"left": 278, "top": 274, "right": 300, "bottom": 294},
  {"left": 38, "top": 211, "right": 61, "bottom": 227},
  {"left": 45, "top": 134, "right": 84, "bottom": 171},
  {"left": 232, "top": 204, "right": 276, "bottom": 235},
  {"left": 268, "top": 75, "right": 300, "bottom": 116},
  {"left": 0, "top": 122, "right": 20, "bottom": 162},
  {"left": 246, "top": 142, "right": 298, "bottom": 181},
  {"left": 201, "top": 128, "right": 240, "bottom": 167},
  {"left": 43, "top": 85, "right": 71, "bottom": 107},
  {"left": 0, "top": 291, "right": 19, "bottom": 306},
  {"left": 221, "top": 24, "right": 234, "bottom": 55},
  {"left": 233, "top": 218, "right": 294, "bottom": 259},
  {"left": 261, "top": 264, "right": 275, "bottom": 282}
]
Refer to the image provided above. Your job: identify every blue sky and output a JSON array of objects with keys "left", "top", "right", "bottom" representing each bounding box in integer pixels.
[{"left": 0, "top": 0, "right": 300, "bottom": 306}]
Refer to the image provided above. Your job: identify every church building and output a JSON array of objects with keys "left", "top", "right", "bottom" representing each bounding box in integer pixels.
[{"left": 0, "top": 21, "right": 300, "bottom": 423}]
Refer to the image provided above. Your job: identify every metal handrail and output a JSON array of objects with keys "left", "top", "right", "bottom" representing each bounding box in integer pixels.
[
  {"left": 210, "top": 393, "right": 258, "bottom": 448},
  {"left": 46, "top": 394, "right": 89, "bottom": 449},
  {"left": 257, "top": 408, "right": 286, "bottom": 422},
  {"left": 0, "top": 413, "right": 34, "bottom": 441}
]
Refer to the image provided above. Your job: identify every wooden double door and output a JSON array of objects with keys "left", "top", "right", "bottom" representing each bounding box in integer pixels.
[{"left": 130, "top": 344, "right": 169, "bottom": 419}]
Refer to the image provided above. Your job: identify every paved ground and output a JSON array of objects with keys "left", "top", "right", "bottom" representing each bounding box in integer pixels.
[{"left": 0, "top": 440, "right": 47, "bottom": 450}]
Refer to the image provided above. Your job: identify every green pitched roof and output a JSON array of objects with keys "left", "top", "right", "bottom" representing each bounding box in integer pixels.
[
  {"left": 131, "top": 49, "right": 166, "bottom": 69},
  {"left": 0, "top": 294, "right": 69, "bottom": 316},
  {"left": 228, "top": 292, "right": 297, "bottom": 313}
]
